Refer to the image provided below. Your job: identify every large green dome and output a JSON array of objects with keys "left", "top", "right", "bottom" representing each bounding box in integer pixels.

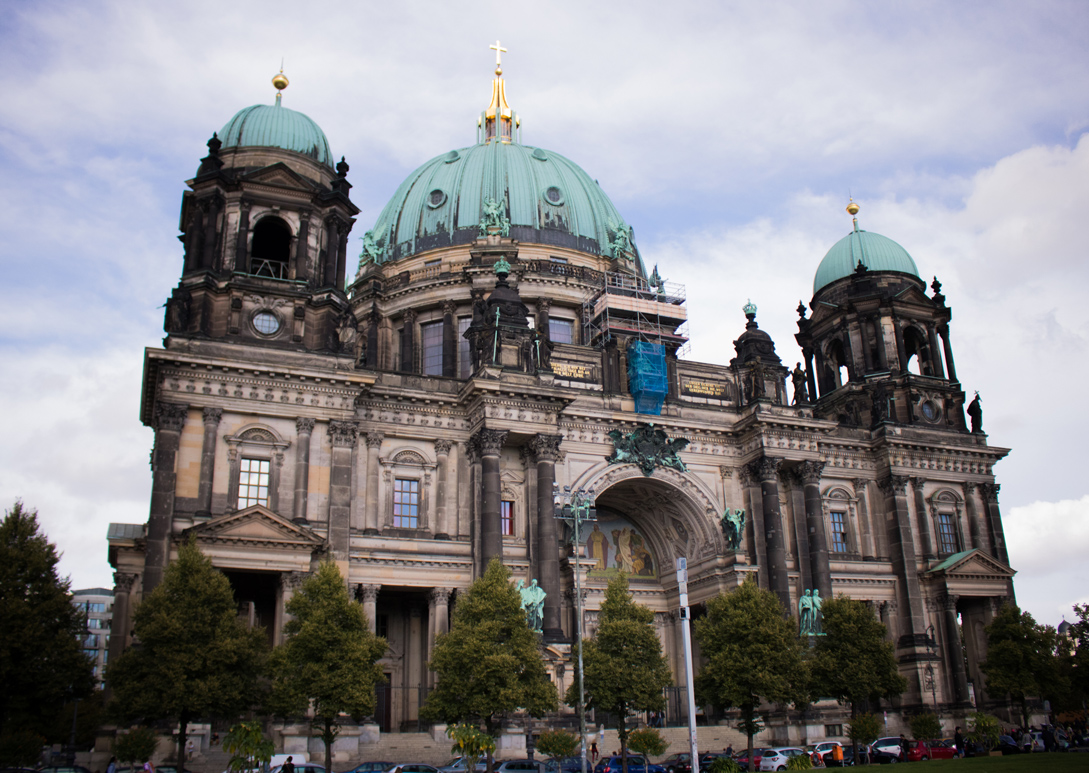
[
  {"left": 813, "top": 228, "right": 920, "bottom": 294},
  {"left": 219, "top": 102, "right": 333, "bottom": 168},
  {"left": 363, "top": 140, "right": 639, "bottom": 266}
]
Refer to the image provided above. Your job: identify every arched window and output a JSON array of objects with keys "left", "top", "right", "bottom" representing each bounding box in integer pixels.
[
  {"left": 250, "top": 217, "right": 292, "bottom": 279},
  {"left": 903, "top": 326, "right": 931, "bottom": 376},
  {"left": 827, "top": 339, "right": 848, "bottom": 388}
]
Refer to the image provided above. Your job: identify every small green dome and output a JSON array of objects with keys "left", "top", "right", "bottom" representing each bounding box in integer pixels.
[
  {"left": 219, "top": 102, "right": 333, "bottom": 168},
  {"left": 813, "top": 228, "right": 920, "bottom": 294},
  {"left": 363, "top": 140, "right": 639, "bottom": 267}
]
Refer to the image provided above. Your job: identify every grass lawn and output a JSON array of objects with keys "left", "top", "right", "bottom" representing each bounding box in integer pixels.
[{"left": 892, "top": 754, "right": 1088, "bottom": 773}]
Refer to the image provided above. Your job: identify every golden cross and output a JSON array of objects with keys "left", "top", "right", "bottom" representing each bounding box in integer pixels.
[{"left": 489, "top": 40, "right": 507, "bottom": 69}]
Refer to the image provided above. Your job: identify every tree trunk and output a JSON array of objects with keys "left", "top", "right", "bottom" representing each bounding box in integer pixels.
[
  {"left": 618, "top": 714, "right": 629, "bottom": 773},
  {"left": 323, "top": 718, "right": 334, "bottom": 773},
  {"left": 178, "top": 711, "right": 190, "bottom": 770}
]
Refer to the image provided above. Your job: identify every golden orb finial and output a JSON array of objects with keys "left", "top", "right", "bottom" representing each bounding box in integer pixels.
[
  {"left": 846, "top": 198, "right": 860, "bottom": 216},
  {"left": 272, "top": 65, "right": 289, "bottom": 93}
]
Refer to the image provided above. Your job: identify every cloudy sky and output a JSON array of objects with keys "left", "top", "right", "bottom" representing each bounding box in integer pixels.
[{"left": 1, "top": 0, "right": 1086, "bottom": 629}]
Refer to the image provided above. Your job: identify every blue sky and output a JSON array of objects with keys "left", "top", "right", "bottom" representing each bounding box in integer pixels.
[{"left": 1, "top": 0, "right": 1087, "bottom": 627}]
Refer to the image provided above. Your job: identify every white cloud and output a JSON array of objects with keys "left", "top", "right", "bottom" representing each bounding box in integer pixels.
[{"left": 1005, "top": 497, "right": 1089, "bottom": 625}]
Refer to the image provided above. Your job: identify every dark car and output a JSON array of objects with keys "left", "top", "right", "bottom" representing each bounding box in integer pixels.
[
  {"left": 343, "top": 764, "right": 393, "bottom": 773},
  {"left": 495, "top": 761, "right": 545, "bottom": 773},
  {"left": 387, "top": 766, "right": 440, "bottom": 773},
  {"left": 733, "top": 750, "right": 770, "bottom": 771},
  {"left": 544, "top": 759, "right": 586, "bottom": 773},
  {"left": 996, "top": 736, "right": 1022, "bottom": 755},
  {"left": 662, "top": 754, "right": 692, "bottom": 773},
  {"left": 38, "top": 767, "right": 93, "bottom": 773},
  {"left": 593, "top": 756, "right": 664, "bottom": 773}
]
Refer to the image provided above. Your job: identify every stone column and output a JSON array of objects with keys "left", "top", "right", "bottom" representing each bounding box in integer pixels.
[
  {"left": 107, "top": 572, "right": 137, "bottom": 674},
  {"left": 871, "top": 317, "right": 889, "bottom": 371},
  {"left": 359, "top": 584, "right": 380, "bottom": 634},
  {"left": 981, "top": 483, "right": 1009, "bottom": 565},
  {"left": 277, "top": 571, "right": 307, "bottom": 645},
  {"left": 801, "top": 460, "right": 832, "bottom": 599},
  {"left": 295, "top": 210, "right": 310, "bottom": 282},
  {"left": 408, "top": 607, "right": 423, "bottom": 717},
  {"left": 401, "top": 309, "right": 417, "bottom": 373},
  {"left": 428, "top": 588, "right": 452, "bottom": 687},
  {"left": 893, "top": 317, "right": 908, "bottom": 373},
  {"left": 878, "top": 475, "right": 928, "bottom": 637},
  {"left": 477, "top": 429, "right": 508, "bottom": 569},
  {"left": 853, "top": 479, "right": 877, "bottom": 560},
  {"left": 323, "top": 215, "right": 340, "bottom": 287},
  {"left": 911, "top": 477, "right": 936, "bottom": 560},
  {"left": 201, "top": 194, "right": 221, "bottom": 270},
  {"left": 434, "top": 440, "right": 453, "bottom": 539},
  {"left": 442, "top": 301, "right": 457, "bottom": 378},
  {"left": 293, "top": 417, "right": 315, "bottom": 524},
  {"left": 963, "top": 482, "right": 983, "bottom": 550},
  {"left": 938, "top": 324, "right": 958, "bottom": 382},
  {"left": 803, "top": 349, "right": 818, "bottom": 403},
  {"left": 941, "top": 593, "right": 971, "bottom": 707},
  {"left": 751, "top": 456, "right": 791, "bottom": 611},
  {"left": 927, "top": 324, "right": 946, "bottom": 378},
  {"left": 235, "top": 200, "right": 251, "bottom": 274},
  {"left": 365, "top": 306, "right": 380, "bottom": 369},
  {"left": 335, "top": 221, "right": 349, "bottom": 288},
  {"left": 531, "top": 434, "right": 564, "bottom": 640},
  {"left": 364, "top": 432, "right": 383, "bottom": 534},
  {"left": 195, "top": 407, "right": 222, "bottom": 517},
  {"left": 327, "top": 420, "right": 358, "bottom": 572},
  {"left": 143, "top": 402, "right": 188, "bottom": 593}
]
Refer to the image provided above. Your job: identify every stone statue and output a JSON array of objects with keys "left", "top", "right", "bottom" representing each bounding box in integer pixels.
[
  {"left": 357, "top": 230, "right": 383, "bottom": 273},
  {"left": 967, "top": 392, "right": 983, "bottom": 433},
  {"left": 479, "top": 197, "right": 511, "bottom": 237},
  {"left": 791, "top": 363, "right": 809, "bottom": 405},
  {"left": 517, "top": 578, "right": 546, "bottom": 633},
  {"left": 720, "top": 508, "right": 746, "bottom": 551},
  {"left": 607, "top": 220, "right": 633, "bottom": 260},
  {"left": 606, "top": 423, "right": 689, "bottom": 477},
  {"left": 799, "top": 589, "right": 813, "bottom": 635},
  {"left": 811, "top": 589, "right": 823, "bottom": 634}
]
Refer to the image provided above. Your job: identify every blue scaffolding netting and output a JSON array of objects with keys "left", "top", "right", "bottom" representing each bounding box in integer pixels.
[{"left": 628, "top": 341, "right": 668, "bottom": 415}]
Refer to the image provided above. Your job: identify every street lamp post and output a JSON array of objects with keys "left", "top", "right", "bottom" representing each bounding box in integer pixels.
[{"left": 554, "top": 485, "right": 597, "bottom": 773}]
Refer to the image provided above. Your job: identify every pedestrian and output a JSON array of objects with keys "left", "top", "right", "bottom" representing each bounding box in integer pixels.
[
  {"left": 810, "top": 750, "right": 824, "bottom": 768},
  {"left": 186, "top": 739, "right": 194, "bottom": 761},
  {"left": 725, "top": 746, "right": 733, "bottom": 757},
  {"left": 143, "top": 760, "right": 156, "bottom": 773},
  {"left": 590, "top": 743, "right": 598, "bottom": 764},
  {"left": 283, "top": 757, "right": 295, "bottom": 773},
  {"left": 954, "top": 727, "right": 964, "bottom": 758},
  {"left": 106, "top": 757, "right": 118, "bottom": 773}
]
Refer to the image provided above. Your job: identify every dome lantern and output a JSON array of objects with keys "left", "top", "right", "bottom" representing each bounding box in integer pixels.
[{"left": 479, "top": 40, "right": 520, "bottom": 145}]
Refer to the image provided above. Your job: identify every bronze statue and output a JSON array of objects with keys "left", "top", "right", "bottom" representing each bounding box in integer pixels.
[
  {"left": 967, "top": 392, "right": 983, "bottom": 433},
  {"left": 792, "top": 363, "right": 809, "bottom": 405}
]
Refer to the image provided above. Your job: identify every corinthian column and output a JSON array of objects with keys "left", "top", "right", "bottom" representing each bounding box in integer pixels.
[
  {"left": 477, "top": 429, "right": 509, "bottom": 569},
  {"left": 327, "top": 420, "right": 358, "bottom": 572},
  {"left": 750, "top": 456, "right": 791, "bottom": 612},
  {"left": 530, "top": 433, "right": 564, "bottom": 640},
  {"left": 196, "top": 407, "right": 222, "bottom": 517},
  {"left": 293, "top": 417, "right": 315, "bottom": 524},
  {"left": 364, "top": 433, "right": 383, "bottom": 534},
  {"left": 801, "top": 460, "right": 832, "bottom": 599},
  {"left": 434, "top": 439, "right": 453, "bottom": 539},
  {"left": 144, "top": 402, "right": 188, "bottom": 593}
]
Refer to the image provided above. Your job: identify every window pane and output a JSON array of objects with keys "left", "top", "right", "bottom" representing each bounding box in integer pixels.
[
  {"left": 549, "top": 318, "right": 574, "bottom": 344},
  {"left": 937, "top": 513, "right": 958, "bottom": 554},
  {"left": 458, "top": 317, "right": 472, "bottom": 378},
  {"left": 238, "top": 458, "right": 271, "bottom": 508},
  {"left": 830, "top": 511, "right": 848, "bottom": 553},
  {"left": 393, "top": 478, "right": 420, "bottom": 528},
  {"left": 422, "top": 321, "right": 443, "bottom": 376},
  {"left": 501, "top": 500, "right": 514, "bottom": 536}
]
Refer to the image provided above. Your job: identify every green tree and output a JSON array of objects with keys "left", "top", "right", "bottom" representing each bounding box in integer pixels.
[
  {"left": 1066, "top": 604, "right": 1089, "bottom": 709},
  {"left": 627, "top": 727, "right": 667, "bottom": 758},
  {"left": 810, "top": 597, "right": 906, "bottom": 764},
  {"left": 908, "top": 713, "right": 942, "bottom": 744},
  {"left": 566, "top": 575, "right": 671, "bottom": 773},
  {"left": 114, "top": 726, "right": 159, "bottom": 769},
  {"left": 449, "top": 724, "right": 496, "bottom": 772},
  {"left": 107, "top": 540, "right": 268, "bottom": 765},
  {"left": 535, "top": 729, "right": 579, "bottom": 761},
  {"left": 979, "top": 603, "right": 1059, "bottom": 728},
  {"left": 965, "top": 712, "right": 1000, "bottom": 751},
  {"left": 694, "top": 579, "right": 807, "bottom": 772},
  {"left": 224, "top": 721, "right": 274, "bottom": 773},
  {"left": 268, "top": 562, "right": 387, "bottom": 773},
  {"left": 0, "top": 502, "right": 95, "bottom": 741},
  {"left": 846, "top": 712, "right": 881, "bottom": 755},
  {"left": 422, "top": 559, "right": 558, "bottom": 770}
]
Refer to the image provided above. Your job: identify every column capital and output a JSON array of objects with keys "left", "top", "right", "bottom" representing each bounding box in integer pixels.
[
  {"left": 365, "top": 431, "right": 384, "bottom": 449},
  {"left": 429, "top": 587, "right": 453, "bottom": 605},
  {"left": 941, "top": 592, "right": 959, "bottom": 611},
  {"left": 964, "top": 481, "right": 978, "bottom": 495},
  {"left": 851, "top": 478, "right": 870, "bottom": 493},
  {"left": 282, "top": 571, "right": 309, "bottom": 591},
  {"left": 202, "top": 406, "right": 223, "bottom": 425},
  {"left": 113, "top": 571, "right": 138, "bottom": 593},
  {"left": 442, "top": 300, "right": 457, "bottom": 316},
  {"left": 981, "top": 482, "right": 1001, "bottom": 502},
  {"left": 529, "top": 433, "right": 563, "bottom": 462},
  {"left": 434, "top": 438, "right": 454, "bottom": 455},
  {"left": 328, "top": 420, "right": 359, "bottom": 447},
  {"left": 403, "top": 308, "right": 418, "bottom": 324},
  {"left": 738, "top": 466, "right": 756, "bottom": 487},
  {"left": 356, "top": 583, "right": 380, "bottom": 603},
  {"left": 878, "top": 474, "right": 910, "bottom": 497},
  {"left": 155, "top": 402, "right": 189, "bottom": 432},
  {"left": 719, "top": 465, "right": 733, "bottom": 480},
  {"left": 296, "top": 417, "right": 316, "bottom": 434},
  {"left": 909, "top": 475, "right": 927, "bottom": 489},
  {"left": 800, "top": 459, "right": 825, "bottom": 485},
  {"left": 749, "top": 456, "right": 783, "bottom": 482},
  {"left": 475, "top": 428, "right": 508, "bottom": 456}
]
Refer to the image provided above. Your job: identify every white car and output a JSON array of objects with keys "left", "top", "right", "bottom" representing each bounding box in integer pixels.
[
  {"left": 809, "top": 742, "right": 841, "bottom": 763},
  {"left": 759, "top": 748, "right": 807, "bottom": 772}
]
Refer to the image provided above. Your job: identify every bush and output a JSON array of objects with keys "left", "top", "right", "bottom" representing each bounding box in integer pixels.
[
  {"left": 224, "top": 722, "right": 273, "bottom": 773},
  {"left": 0, "top": 729, "right": 45, "bottom": 766},
  {"left": 786, "top": 754, "right": 813, "bottom": 771},
  {"left": 115, "top": 727, "right": 158, "bottom": 767},
  {"left": 908, "top": 713, "right": 942, "bottom": 742},
  {"left": 708, "top": 757, "right": 741, "bottom": 773},
  {"left": 846, "top": 713, "right": 881, "bottom": 746},
  {"left": 449, "top": 724, "right": 496, "bottom": 769},
  {"left": 628, "top": 728, "right": 667, "bottom": 758},
  {"left": 536, "top": 729, "right": 580, "bottom": 761},
  {"left": 966, "top": 712, "right": 1000, "bottom": 751}
]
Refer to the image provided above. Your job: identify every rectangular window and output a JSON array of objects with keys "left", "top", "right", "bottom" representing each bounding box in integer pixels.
[
  {"left": 238, "top": 458, "right": 270, "bottom": 508},
  {"left": 937, "top": 513, "right": 958, "bottom": 554},
  {"left": 377, "top": 614, "right": 389, "bottom": 640},
  {"left": 393, "top": 478, "right": 420, "bottom": 528},
  {"left": 421, "top": 320, "right": 443, "bottom": 376},
  {"left": 424, "top": 258, "right": 441, "bottom": 268},
  {"left": 549, "top": 256, "right": 568, "bottom": 264},
  {"left": 501, "top": 500, "right": 514, "bottom": 536},
  {"left": 458, "top": 317, "right": 472, "bottom": 378},
  {"left": 825, "top": 725, "right": 843, "bottom": 737},
  {"left": 549, "top": 318, "right": 574, "bottom": 344},
  {"left": 830, "top": 511, "right": 848, "bottom": 553}
]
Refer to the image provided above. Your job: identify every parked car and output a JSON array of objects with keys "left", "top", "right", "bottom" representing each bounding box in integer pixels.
[
  {"left": 544, "top": 758, "right": 585, "bottom": 773},
  {"left": 495, "top": 761, "right": 546, "bottom": 773},
  {"left": 439, "top": 759, "right": 486, "bottom": 773},
  {"left": 759, "top": 748, "right": 807, "bottom": 771},
  {"left": 839, "top": 745, "right": 871, "bottom": 766},
  {"left": 38, "top": 767, "right": 93, "bottom": 773},
  {"left": 995, "top": 736, "right": 1022, "bottom": 755},
  {"left": 733, "top": 749, "right": 770, "bottom": 770},
  {"left": 809, "top": 742, "right": 842, "bottom": 764},
  {"left": 343, "top": 763, "right": 393, "bottom": 773},
  {"left": 271, "top": 764, "right": 325, "bottom": 773},
  {"left": 593, "top": 756, "right": 664, "bottom": 773},
  {"left": 387, "top": 766, "right": 440, "bottom": 773},
  {"left": 869, "top": 739, "right": 903, "bottom": 759},
  {"left": 662, "top": 754, "right": 693, "bottom": 773}
]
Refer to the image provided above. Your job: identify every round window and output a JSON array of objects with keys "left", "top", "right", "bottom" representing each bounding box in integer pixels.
[
  {"left": 921, "top": 400, "right": 939, "bottom": 421},
  {"left": 544, "top": 186, "right": 564, "bottom": 205},
  {"left": 428, "top": 189, "right": 447, "bottom": 208},
  {"left": 252, "top": 311, "right": 280, "bottom": 335}
]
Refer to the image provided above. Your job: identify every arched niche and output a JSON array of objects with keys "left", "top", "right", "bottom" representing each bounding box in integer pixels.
[{"left": 250, "top": 215, "right": 293, "bottom": 279}]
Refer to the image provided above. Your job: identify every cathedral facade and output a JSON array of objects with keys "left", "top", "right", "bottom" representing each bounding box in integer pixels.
[{"left": 107, "top": 57, "right": 1015, "bottom": 739}]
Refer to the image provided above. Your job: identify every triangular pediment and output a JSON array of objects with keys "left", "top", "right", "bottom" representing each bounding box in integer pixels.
[
  {"left": 926, "top": 548, "right": 1015, "bottom": 579},
  {"left": 185, "top": 505, "right": 325, "bottom": 549},
  {"left": 891, "top": 285, "right": 934, "bottom": 306},
  {"left": 240, "top": 162, "right": 317, "bottom": 191}
]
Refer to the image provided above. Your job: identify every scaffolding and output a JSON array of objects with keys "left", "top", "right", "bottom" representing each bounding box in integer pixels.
[{"left": 581, "top": 270, "right": 690, "bottom": 355}]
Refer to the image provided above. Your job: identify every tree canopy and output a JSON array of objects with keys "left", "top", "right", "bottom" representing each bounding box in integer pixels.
[
  {"left": 980, "top": 603, "right": 1060, "bottom": 728},
  {"left": 107, "top": 539, "right": 267, "bottom": 763},
  {"left": 567, "top": 574, "right": 671, "bottom": 770},
  {"left": 694, "top": 578, "right": 807, "bottom": 772},
  {"left": 421, "top": 558, "right": 558, "bottom": 747},
  {"left": 268, "top": 562, "right": 387, "bottom": 773},
  {"left": 0, "top": 502, "right": 95, "bottom": 741}
]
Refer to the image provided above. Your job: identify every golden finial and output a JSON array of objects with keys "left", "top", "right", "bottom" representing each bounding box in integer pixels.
[
  {"left": 272, "top": 62, "right": 289, "bottom": 94},
  {"left": 846, "top": 197, "right": 860, "bottom": 232},
  {"left": 490, "top": 39, "right": 507, "bottom": 76}
]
